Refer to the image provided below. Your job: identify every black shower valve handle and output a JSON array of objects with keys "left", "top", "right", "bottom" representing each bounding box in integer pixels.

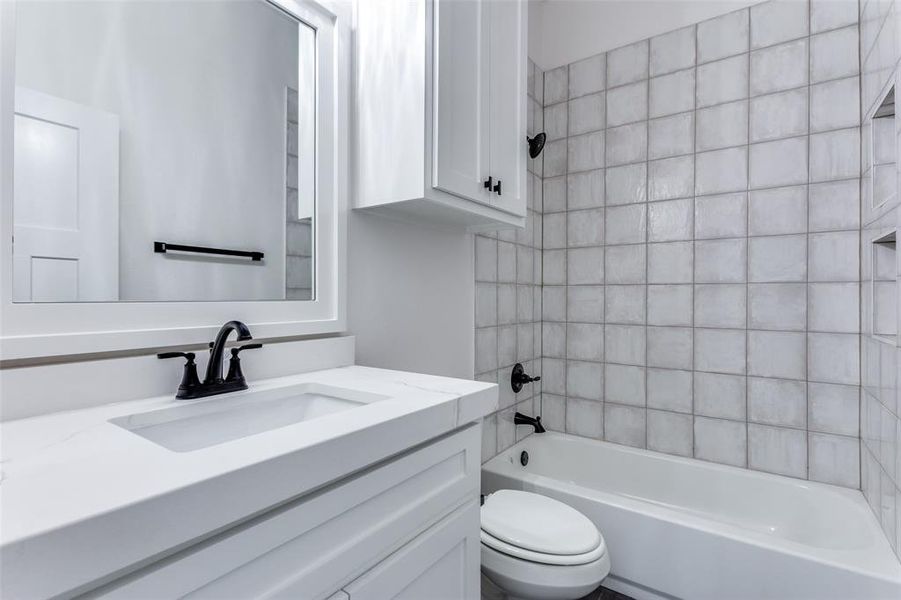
[{"left": 511, "top": 362, "right": 541, "bottom": 393}]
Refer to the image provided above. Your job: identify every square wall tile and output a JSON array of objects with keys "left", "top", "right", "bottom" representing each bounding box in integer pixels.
[
  {"left": 695, "top": 416, "right": 748, "bottom": 467},
  {"left": 568, "top": 170, "right": 605, "bottom": 210},
  {"left": 694, "top": 371, "right": 747, "bottom": 420},
  {"left": 695, "top": 328, "right": 747, "bottom": 375},
  {"left": 650, "top": 69, "right": 696, "bottom": 118},
  {"left": 697, "top": 54, "right": 749, "bottom": 108},
  {"left": 809, "top": 432, "right": 860, "bottom": 487},
  {"left": 606, "top": 324, "right": 646, "bottom": 366},
  {"left": 749, "top": 424, "right": 807, "bottom": 478},
  {"left": 567, "top": 323, "right": 604, "bottom": 362},
  {"left": 607, "top": 81, "right": 648, "bottom": 126},
  {"left": 748, "top": 377, "right": 807, "bottom": 428},
  {"left": 648, "top": 326, "right": 693, "bottom": 369},
  {"left": 606, "top": 204, "right": 647, "bottom": 245},
  {"left": 748, "top": 283, "right": 807, "bottom": 331},
  {"left": 697, "top": 9, "right": 750, "bottom": 63},
  {"left": 568, "top": 247, "right": 605, "bottom": 285},
  {"left": 696, "top": 100, "right": 749, "bottom": 152},
  {"left": 648, "top": 241, "right": 694, "bottom": 284},
  {"left": 545, "top": 102, "right": 568, "bottom": 141},
  {"left": 566, "top": 397, "right": 604, "bottom": 438},
  {"left": 606, "top": 244, "right": 647, "bottom": 284},
  {"left": 649, "top": 156, "right": 695, "bottom": 201},
  {"left": 809, "top": 231, "right": 859, "bottom": 282},
  {"left": 808, "top": 283, "right": 859, "bottom": 332},
  {"left": 606, "top": 284, "right": 646, "bottom": 324},
  {"left": 475, "top": 283, "right": 498, "bottom": 327},
  {"left": 605, "top": 403, "right": 647, "bottom": 448},
  {"left": 696, "top": 147, "right": 748, "bottom": 196},
  {"left": 605, "top": 364, "right": 647, "bottom": 406},
  {"left": 649, "top": 113, "right": 695, "bottom": 159},
  {"left": 810, "top": 128, "right": 860, "bottom": 183},
  {"left": 749, "top": 137, "right": 809, "bottom": 189},
  {"left": 651, "top": 25, "right": 696, "bottom": 76},
  {"left": 809, "top": 382, "right": 859, "bottom": 436},
  {"left": 544, "top": 213, "right": 566, "bottom": 249},
  {"left": 748, "top": 331, "right": 807, "bottom": 380},
  {"left": 567, "top": 360, "right": 604, "bottom": 400},
  {"left": 749, "top": 235, "right": 808, "bottom": 283},
  {"left": 810, "top": 77, "right": 860, "bottom": 132},
  {"left": 810, "top": 0, "right": 858, "bottom": 34},
  {"left": 695, "top": 193, "right": 748, "bottom": 239},
  {"left": 543, "top": 139, "right": 567, "bottom": 177},
  {"left": 542, "top": 394, "right": 566, "bottom": 433},
  {"left": 544, "top": 176, "right": 567, "bottom": 213},
  {"left": 606, "top": 163, "right": 648, "bottom": 205},
  {"left": 648, "top": 284, "right": 693, "bottom": 326},
  {"left": 749, "top": 186, "right": 808, "bottom": 236},
  {"left": 750, "top": 39, "right": 808, "bottom": 96},
  {"left": 568, "top": 131, "right": 605, "bottom": 173},
  {"left": 569, "top": 93, "right": 606, "bottom": 136},
  {"left": 750, "top": 0, "right": 809, "bottom": 49},
  {"left": 750, "top": 88, "right": 809, "bottom": 142},
  {"left": 810, "top": 26, "right": 859, "bottom": 83},
  {"left": 568, "top": 286, "right": 604, "bottom": 323},
  {"left": 694, "top": 284, "right": 747, "bottom": 328},
  {"left": 544, "top": 66, "right": 569, "bottom": 106},
  {"left": 606, "top": 122, "right": 647, "bottom": 166},
  {"left": 567, "top": 208, "right": 605, "bottom": 248},
  {"left": 695, "top": 238, "right": 747, "bottom": 283},
  {"left": 809, "top": 332, "right": 860, "bottom": 384},
  {"left": 607, "top": 39, "right": 649, "bottom": 87},
  {"left": 542, "top": 358, "right": 566, "bottom": 395},
  {"left": 569, "top": 53, "right": 606, "bottom": 98},
  {"left": 475, "top": 236, "right": 497, "bottom": 282},
  {"left": 647, "top": 367, "right": 694, "bottom": 413},
  {"left": 544, "top": 250, "right": 566, "bottom": 286},
  {"left": 649, "top": 198, "right": 693, "bottom": 242},
  {"left": 648, "top": 410, "right": 694, "bottom": 457}
]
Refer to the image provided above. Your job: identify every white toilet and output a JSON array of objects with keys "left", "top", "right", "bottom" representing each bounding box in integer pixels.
[{"left": 480, "top": 490, "right": 610, "bottom": 600}]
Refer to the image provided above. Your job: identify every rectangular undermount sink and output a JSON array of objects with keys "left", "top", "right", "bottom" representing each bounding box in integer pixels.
[{"left": 110, "top": 383, "right": 388, "bottom": 452}]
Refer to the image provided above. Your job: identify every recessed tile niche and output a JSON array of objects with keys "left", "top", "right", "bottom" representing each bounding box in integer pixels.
[
  {"left": 871, "top": 231, "right": 896, "bottom": 341},
  {"left": 870, "top": 87, "right": 895, "bottom": 211}
]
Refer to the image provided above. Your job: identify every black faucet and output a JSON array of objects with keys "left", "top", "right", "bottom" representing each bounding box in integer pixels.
[
  {"left": 514, "top": 412, "right": 546, "bottom": 433},
  {"left": 158, "top": 320, "right": 262, "bottom": 399}
]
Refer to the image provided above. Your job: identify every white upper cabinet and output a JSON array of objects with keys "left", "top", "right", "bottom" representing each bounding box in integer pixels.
[{"left": 355, "top": 0, "right": 527, "bottom": 230}]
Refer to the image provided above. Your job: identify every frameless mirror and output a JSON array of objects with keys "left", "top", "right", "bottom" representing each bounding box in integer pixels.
[{"left": 11, "top": 0, "right": 315, "bottom": 302}]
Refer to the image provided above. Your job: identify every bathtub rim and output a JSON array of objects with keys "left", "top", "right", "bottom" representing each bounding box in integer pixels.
[{"left": 482, "top": 432, "right": 901, "bottom": 585}]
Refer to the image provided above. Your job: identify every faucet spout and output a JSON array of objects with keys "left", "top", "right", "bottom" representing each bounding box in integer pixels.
[
  {"left": 514, "top": 412, "right": 546, "bottom": 434},
  {"left": 204, "top": 320, "right": 253, "bottom": 384}
]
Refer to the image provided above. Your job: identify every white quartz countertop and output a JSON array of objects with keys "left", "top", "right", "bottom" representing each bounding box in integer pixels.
[{"left": 0, "top": 365, "right": 497, "bottom": 598}]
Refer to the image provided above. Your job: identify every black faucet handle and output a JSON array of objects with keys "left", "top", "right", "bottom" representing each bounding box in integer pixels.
[
  {"left": 231, "top": 343, "right": 263, "bottom": 356},
  {"left": 158, "top": 351, "right": 196, "bottom": 361},
  {"left": 157, "top": 352, "right": 201, "bottom": 398}
]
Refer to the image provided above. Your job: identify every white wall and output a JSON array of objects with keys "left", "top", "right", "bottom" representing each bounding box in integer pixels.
[
  {"left": 529, "top": 0, "right": 764, "bottom": 71},
  {"left": 348, "top": 211, "right": 474, "bottom": 380},
  {"left": 15, "top": 0, "right": 298, "bottom": 301}
]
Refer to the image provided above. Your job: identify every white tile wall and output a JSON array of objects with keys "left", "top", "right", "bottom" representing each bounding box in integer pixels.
[{"left": 517, "top": 0, "right": 864, "bottom": 492}]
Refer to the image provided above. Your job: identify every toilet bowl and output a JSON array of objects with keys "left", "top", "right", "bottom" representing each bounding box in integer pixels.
[{"left": 480, "top": 490, "right": 610, "bottom": 600}]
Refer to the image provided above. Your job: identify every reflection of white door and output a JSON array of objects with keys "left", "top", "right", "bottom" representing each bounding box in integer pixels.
[{"left": 13, "top": 87, "right": 119, "bottom": 302}]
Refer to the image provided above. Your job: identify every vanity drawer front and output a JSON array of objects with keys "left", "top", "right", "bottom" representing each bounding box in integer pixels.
[{"left": 88, "top": 425, "right": 480, "bottom": 600}]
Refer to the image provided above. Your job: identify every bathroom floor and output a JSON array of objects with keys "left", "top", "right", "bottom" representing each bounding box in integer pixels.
[{"left": 583, "top": 586, "right": 635, "bottom": 600}]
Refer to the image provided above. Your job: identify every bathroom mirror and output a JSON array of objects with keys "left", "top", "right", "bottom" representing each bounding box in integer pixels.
[
  {"left": 11, "top": 0, "right": 315, "bottom": 302},
  {"left": 0, "top": 0, "right": 348, "bottom": 360}
]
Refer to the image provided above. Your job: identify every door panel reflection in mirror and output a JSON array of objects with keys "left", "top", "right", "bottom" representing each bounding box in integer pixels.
[{"left": 12, "top": 0, "right": 315, "bottom": 302}]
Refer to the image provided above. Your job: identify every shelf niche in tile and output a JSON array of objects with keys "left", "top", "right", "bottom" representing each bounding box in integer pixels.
[
  {"left": 871, "top": 230, "right": 897, "bottom": 342},
  {"left": 870, "top": 87, "right": 896, "bottom": 211}
]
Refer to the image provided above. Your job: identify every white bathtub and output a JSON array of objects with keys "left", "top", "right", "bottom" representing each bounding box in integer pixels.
[{"left": 481, "top": 432, "right": 901, "bottom": 600}]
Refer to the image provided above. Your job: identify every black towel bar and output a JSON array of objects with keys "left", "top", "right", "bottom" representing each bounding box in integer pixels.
[{"left": 153, "top": 241, "right": 264, "bottom": 261}]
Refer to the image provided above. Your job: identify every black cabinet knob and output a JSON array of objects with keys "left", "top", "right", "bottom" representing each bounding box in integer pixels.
[{"left": 493, "top": 179, "right": 502, "bottom": 195}]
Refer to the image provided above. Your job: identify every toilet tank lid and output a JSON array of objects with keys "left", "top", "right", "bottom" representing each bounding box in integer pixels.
[{"left": 480, "top": 490, "right": 601, "bottom": 556}]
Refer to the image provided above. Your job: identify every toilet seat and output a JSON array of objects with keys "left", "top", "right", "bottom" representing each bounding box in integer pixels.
[
  {"left": 480, "top": 490, "right": 606, "bottom": 566},
  {"left": 480, "top": 529, "right": 607, "bottom": 566}
]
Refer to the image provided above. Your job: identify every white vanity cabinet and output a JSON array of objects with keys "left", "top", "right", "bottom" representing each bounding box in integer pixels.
[
  {"left": 355, "top": 0, "right": 527, "bottom": 230},
  {"left": 84, "top": 426, "right": 482, "bottom": 600}
]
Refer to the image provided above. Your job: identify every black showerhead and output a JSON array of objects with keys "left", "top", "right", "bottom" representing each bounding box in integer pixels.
[{"left": 527, "top": 132, "right": 546, "bottom": 159}]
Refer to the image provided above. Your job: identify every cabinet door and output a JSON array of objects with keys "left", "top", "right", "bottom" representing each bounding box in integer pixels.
[
  {"left": 432, "top": 0, "right": 491, "bottom": 204},
  {"left": 344, "top": 500, "right": 480, "bottom": 600},
  {"left": 488, "top": 0, "right": 527, "bottom": 217}
]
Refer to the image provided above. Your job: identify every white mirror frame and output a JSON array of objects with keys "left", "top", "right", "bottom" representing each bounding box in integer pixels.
[{"left": 0, "top": 0, "right": 348, "bottom": 360}]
